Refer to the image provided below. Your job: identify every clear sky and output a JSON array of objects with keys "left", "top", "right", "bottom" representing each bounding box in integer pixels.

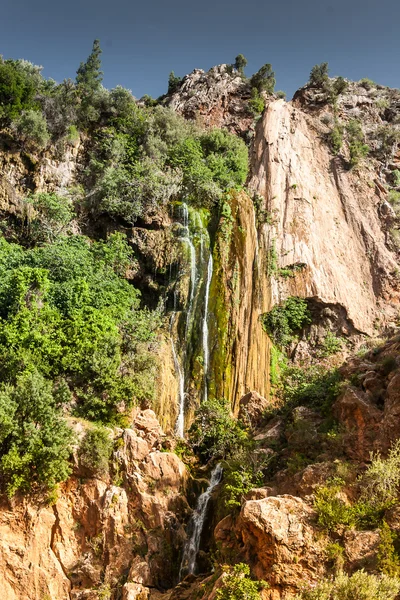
[{"left": 1, "top": 0, "right": 399, "bottom": 100}]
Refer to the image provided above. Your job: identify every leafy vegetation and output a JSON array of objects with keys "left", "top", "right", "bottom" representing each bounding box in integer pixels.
[
  {"left": 216, "top": 563, "right": 266, "bottom": 600},
  {"left": 346, "top": 119, "right": 370, "bottom": 167},
  {"left": 188, "top": 398, "right": 248, "bottom": 462},
  {"left": 79, "top": 426, "right": 113, "bottom": 476},
  {"left": 0, "top": 369, "right": 74, "bottom": 496},
  {"left": 295, "top": 569, "right": 400, "bottom": 600},
  {"left": 314, "top": 441, "right": 400, "bottom": 532},
  {"left": 250, "top": 64, "right": 275, "bottom": 95},
  {"left": 261, "top": 297, "right": 312, "bottom": 347}
]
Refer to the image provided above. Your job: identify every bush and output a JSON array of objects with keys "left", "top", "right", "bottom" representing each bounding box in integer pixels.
[
  {"left": 359, "top": 440, "right": 400, "bottom": 509},
  {"left": 314, "top": 478, "right": 355, "bottom": 532},
  {"left": 168, "top": 71, "right": 182, "bottom": 94},
  {"left": 13, "top": 109, "right": 50, "bottom": 148},
  {"left": 79, "top": 426, "right": 113, "bottom": 475},
  {"left": 346, "top": 119, "right": 369, "bottom": 167},
  {"left": 0, "top": 369, "right": 74, "bottom": 496},
  {"left": 216, "top": 563, "right": 266, "bottom": 600},
  {"left": 248, "top": 88, "right": 265, "bottom": 115},
  {"left": 234, "top": 54, "right": 248, "bottom": 75},
  {"left": 0, "top": 233, "right": 160, "bottom": 423},
  {"left": 250, "top": 64, "right": 275, "bottom": 95},
  {"left": 295, "top": 569, "right": 400, "bottom": 600},
  {"left": 189, "top": 398, "right": 249, "bottom": 462},
  {"left": 24, "top": 193, "right": 75, "bottom": 244},
  {"left": 377, "top": 521, "right": 400, "bottom": 576},
  {"left": 309, "top": 63, "right": 329, "bottom": 88},
  {"left": 359, "top": 78, "right": 376, "bottom": 90},
  {"left": 330, "top": 121, "right": 343, "bottom": 154},
  {"left": 0, "top": 59, "right": 40, "bottom": 122},
  {"left": 261, "top": 297, "right": 312, "bottom": 347}
]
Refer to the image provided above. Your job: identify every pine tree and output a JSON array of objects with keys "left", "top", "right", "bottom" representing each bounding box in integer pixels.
[
  {"left": 234, "top": 54, "right": 248, "bottom": 75},
  {"left": 76, "top": 39, "right": 103, "bottom": 95}
]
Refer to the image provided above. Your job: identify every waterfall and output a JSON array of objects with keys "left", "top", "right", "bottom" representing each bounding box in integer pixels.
[
  {"left": 179, "top": 463, "right": 223, "bottom": 578},
  {"left": 180, "top": 203, "right": 197, "bottom": 338},
  {"left": 202, "top": 252, "right": 213, "bottom": 402}
]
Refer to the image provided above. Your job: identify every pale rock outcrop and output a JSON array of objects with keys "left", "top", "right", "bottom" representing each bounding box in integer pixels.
[
  {"left": 165, "top": 65, "right": 253, "bottom": 135},
  {"left": 249, "top": 99, "right": 399, "bottom": 335},
  {"left": 236, "top": 496, "right": 325, "bottom": 598}
]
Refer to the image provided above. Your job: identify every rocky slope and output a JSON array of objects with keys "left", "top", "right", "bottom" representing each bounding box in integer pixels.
[{"left": 1, "top": 63, "right": 400, "bottom": 600}]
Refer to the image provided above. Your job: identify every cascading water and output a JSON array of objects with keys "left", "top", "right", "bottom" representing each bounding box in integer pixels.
[
  {"left": 180, "top": 203, "right": 197, "bottom": 338},
  {"left": 202, "top": 252, "right": 213, "bottom": 402},
  {"left": 170, "top": 203, "right": 214, "bottom": 436},
  {"left": 179, "top": 463, "right": 223, "bottom": 578}
]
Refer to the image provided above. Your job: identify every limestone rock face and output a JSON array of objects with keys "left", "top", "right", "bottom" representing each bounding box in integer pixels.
[
  {"left": 165, "top": 65, "right": 254, "bottom": 135},
  {"left": 239, "top": 391, "right": 270, "bottom": 429},
  {"left": 0, "top": 411, "right": 189, "bottom": 600},
  {"left": 236, "top": 496, "right": 325, "bottom": 598},
  {"left": 249, "top": 98, "right": 399, "bottom": 336}
]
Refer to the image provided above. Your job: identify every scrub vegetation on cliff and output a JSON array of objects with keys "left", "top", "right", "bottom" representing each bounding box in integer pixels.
[{"left": 0, "top": 40, "right": 249, "bottom": 497}]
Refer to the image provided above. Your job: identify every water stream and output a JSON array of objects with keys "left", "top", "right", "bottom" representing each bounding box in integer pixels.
[
  {"left": 179, "top": 463, "right": 223, "bottom": 578},
  {"left": 171, "top": 203, "right": 213, "bottom": 436}
]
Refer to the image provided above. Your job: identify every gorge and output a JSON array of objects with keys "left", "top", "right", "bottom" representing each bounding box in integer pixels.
[{"left": 1, "top": 48, "right": 400, "bottom": 600}]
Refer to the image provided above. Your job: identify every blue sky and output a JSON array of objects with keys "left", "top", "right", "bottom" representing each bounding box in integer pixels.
[{"left": 1, "top": 0, "right": 399, "bottom": 99}]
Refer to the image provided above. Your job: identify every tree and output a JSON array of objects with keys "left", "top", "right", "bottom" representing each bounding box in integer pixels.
[
  {"left": 0, "top": 370, "right": 74, "bottom": 497},
  {"left": 168, "top": 71, "right": 182, "bottom": 94},
  {"left": 250, "top": 64, "right": 275, "bottom": 95},
  {"left": 188, "top": 398, "right": 248, "bottom": 462},
  {"left": 76, "top": 39, "right": 103, "bottom": 96},
  {"left": 309, "top": 62, "right": 329, "bottom": 88},
  {"left": 0, "top": 59, "right": 39, "bottom": 122},
  {"left": 234, "top": 54, "right": 248, "bottom": 75},
  {"left": 13, "top": 109, "right": 50, "bottom": 148}
]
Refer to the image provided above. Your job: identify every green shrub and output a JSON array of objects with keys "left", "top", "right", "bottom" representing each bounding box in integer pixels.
[
  {"left": 346, "top": 119, "right": 369, "bottom": 167},
  {"left": 248, "top": 88, "right": 265, "bottom": 115},
  {"left": 167, "top": 71, "right": 182, "bottom": 93},
  {"left": 0, "top": 369, "right": 74, "bottom": 496},
  {"left": 24, "top": 193, "right": 75, "bottom": 244},
  {"left": 377, "top": 521, "right": 400, "bottom": 576},
  {"left": 359, "top": 78, "right": 376, "bottom": 90},
  {"left": 330, "top": 121, "right": 343, "bottom": 154},
  {"left": 0, "top": 59, "right": 40, "bottom": 122},
  {"left": 216, "top": 563, "right": 266, "bottom": 600},
  {"left": 295, "top": 569, "right": 400, "bottom": 600},
  {"left": 13, "top": 109, "right": 50, "bottom": 148},
  {"left": 66, "top": 125, "right": 80, "bottom": 145},
  {"left": 189, "top": 398, "right": 249, "bottom": 462},
  {"left": 222, "top": 449, "right": 271, "bottom": 509},
  {"left": 359, "top": 440, "right": 400, "bottom": 509},
  {"left": 261, "top": 297, "right": 312, "bottom": 347},
  {"left": 318, "top": 331, "right": 343, "bottom": 357},
  {"left": 234, "top": 54, "right": 248, "bottom": 75},
  {"left": 250, "top": 64, "right": 275, "bottom": 95},
  {"left": 309, "top": 63, "right": 329, "bottom": 88},
  {"left": 276, "top": 90, "right": 286, "bottom": 99},
  {"left": 79, "top": 426, "right": 113, "bottom": 475},
  {"left": 0, "top": 233, "right": 160, "bottom": 423},
  {"left": 314, "top": 479, "right": 355, "bottom": 532}
]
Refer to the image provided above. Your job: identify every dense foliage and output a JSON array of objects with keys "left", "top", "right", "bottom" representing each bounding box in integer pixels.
[
  {"left": 189, "top": 398, "right": 249, "bottom": 462},
  {"left": 216, "top": 563, "right": 266, "bottom": 600},
  {"left": 295, "top": 569, "right": 400, "bottom": 600},
  {"left": 261, "top": 296, "right": 312, "bottom": 347}
]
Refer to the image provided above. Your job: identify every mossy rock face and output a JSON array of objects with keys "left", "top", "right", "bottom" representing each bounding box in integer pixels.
[{"left": 208, "top": 190, "right": 250, "bottom": 404}]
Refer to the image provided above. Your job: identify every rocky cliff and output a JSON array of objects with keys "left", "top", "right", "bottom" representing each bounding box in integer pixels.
[{"left": 1, "top": 60, "right": 400, "bottom": 600}]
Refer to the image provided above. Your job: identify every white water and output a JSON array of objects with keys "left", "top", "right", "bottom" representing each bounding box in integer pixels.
[
  {"left": 180, "top": 204, "right": 197, "bottom": 338},
  {"left": 202, "top": 252, "right": 213, "bottom": 402},
  {"left": 170, "top": 312, "right": 186, "bottom": 438},
  {"left": 179, "top": 463, "right": 223, "bottom": 578}
]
